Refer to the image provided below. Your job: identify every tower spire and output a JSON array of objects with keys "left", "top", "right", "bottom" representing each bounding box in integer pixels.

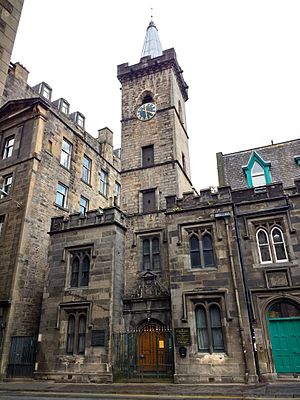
[{"left": 141, "top": 13, "right": 163, "bottom": 59}]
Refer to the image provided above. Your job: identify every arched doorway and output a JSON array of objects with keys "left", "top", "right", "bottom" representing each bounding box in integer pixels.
[{"left": 267, "top": 300, "right": 300, "bottom": 373}]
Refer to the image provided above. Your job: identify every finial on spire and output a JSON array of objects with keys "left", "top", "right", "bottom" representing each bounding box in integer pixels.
[{"left": 141, "top": 15, "right": 163, "bottom": 59}]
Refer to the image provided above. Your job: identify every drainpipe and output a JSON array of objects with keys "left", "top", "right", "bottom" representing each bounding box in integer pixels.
[
  {"left": 232, "top": 204, "right": 261, "bottom": 381},
  {"left": 223, "top": 216, "right": 250, "bottom": 383}
]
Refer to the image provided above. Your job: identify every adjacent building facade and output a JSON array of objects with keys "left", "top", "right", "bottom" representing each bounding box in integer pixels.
[{"left": 0, "top": 15, "right": 299, "bottom": 383}]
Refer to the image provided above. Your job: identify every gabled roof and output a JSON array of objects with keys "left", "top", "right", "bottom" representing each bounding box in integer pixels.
[{"left": 0, "top": 97, "right": 49, "bottom": 122}]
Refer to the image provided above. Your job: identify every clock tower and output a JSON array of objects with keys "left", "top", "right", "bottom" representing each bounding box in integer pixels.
[{"left": 118, "top": 19, "right": 193, "bottom": 215}]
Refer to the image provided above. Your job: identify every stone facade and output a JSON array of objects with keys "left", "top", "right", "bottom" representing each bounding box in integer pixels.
[
  {"left": 0, "top": 65, "right": 120, "bottom": 378},
  {"left": 0, "top": 0, "right": 24, "bottom": 100},
  {"left": 36, "top": 208, "right": 125, "bottom": 382},
  {"left": 0, "top": 11, "right": 299, "bottom": 384}
]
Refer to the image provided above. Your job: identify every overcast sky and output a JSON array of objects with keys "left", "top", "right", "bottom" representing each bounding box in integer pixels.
[{"left": 12, "top": 0, "right": 300, "bottom": 191}]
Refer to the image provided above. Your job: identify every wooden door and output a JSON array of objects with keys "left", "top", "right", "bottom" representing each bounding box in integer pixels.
[{"left": 138, "top": 326, "right": 167, "bottom": 372}]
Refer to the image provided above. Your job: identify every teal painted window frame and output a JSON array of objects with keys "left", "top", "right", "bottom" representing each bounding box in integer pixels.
[
  {"left": 243, "top": 151, "right": 271, "bottom": 188},
  {"left": 294, "top": 155, "right": 300, "bottom": 165}
]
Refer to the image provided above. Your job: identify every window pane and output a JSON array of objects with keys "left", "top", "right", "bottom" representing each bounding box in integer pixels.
[
  {"left": 80, "top": 256, "right": 90, "bottom": 286},
  {"left": 82, "top": 156, "right": 91, "bottom": 183},
  {"left": 190, "top": 235, "right": 201, "bottom": 268},
  {"left": 78, "top": 315, "right": 86, "bottom": 354},
  {"left": 257, "top": 229, "right": 271, "bottom": 262},
  {"left": 143, "top": 255, "right": 150, "bottom": 270},
  {"left": 252, "top": 174, "right": 266, "bottom": 187},
  {"left": 210, "top": 306, "right": 224, "bottom": 351},
  {"left": 66, "top": 315, "right": 75, "bottom": 354},
  {"left": 80, "top": 196, "right": 89, "bottom": 215},
  {"left": 203, "top": 234, "right": 214, "bottom": 267},
  {"left": 252, "top": 161, "right": 264, "bottom": 174},
  {"left": 152, "top": 238, "right": 159, "bottom": 254},
  {"left": 71, "top": 257, "right": 79, "bottom": 287},
  {"left": 258, "top": 230, "right": 268, "bottom": 245},
  {"left": 191, "top": 252, "right": 201, "bottom": 268},
  {"left": 100, "top": 170, "right": 108, "bottom": 196},
  {"left": 196, "top": 307, "right": 208, "bottom": 351},
  {"left": 152, "top": 254, "right": 160, "bottom": 270},
  {"left": 143, "top": 239, "right": 150, "bottom": 255},
  {"left": 268, "top": 301, "right": 300, "bottom": 318},
  {"left": 203, "top": 250, "right": 214, "bottom": 267},
  {"left": 272, "top": 228, "right": 288, "bottom": 261},
  {"left": 190, "top": 235, "right": 199, "bottom": 251}
]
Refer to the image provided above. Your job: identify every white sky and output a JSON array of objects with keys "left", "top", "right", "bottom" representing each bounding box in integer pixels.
[{"left": 12, "top": 0, "right": 300, "bottom": 191}]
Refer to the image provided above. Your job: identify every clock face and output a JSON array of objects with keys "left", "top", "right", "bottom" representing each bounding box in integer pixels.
[{"left": 137, "top": 102, "right": 156, "bottom": 121}]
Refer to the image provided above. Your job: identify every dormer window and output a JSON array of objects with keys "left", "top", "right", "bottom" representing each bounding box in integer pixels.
[
  {"left": 243, "top": 151, "right": 271, "bottom": 188},
  {"left": 32, "top": 82, "right": 52, "bottom": 101},
  {"left": 60, "top": 100, "right": 69, "bottom": 115},
  {"left": 40, "top": 83, "right": 52, "bottom": 101},
  {"left": 76, "top": 113, "right": 85, "bottom": 129},
  {"left": 251, "top": 162, "right": 266, "bottom": 187}
]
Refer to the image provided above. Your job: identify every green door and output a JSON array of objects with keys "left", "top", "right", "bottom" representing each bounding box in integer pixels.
[{"left": 267, "top": 301, "right": 300, "bottom": 374}]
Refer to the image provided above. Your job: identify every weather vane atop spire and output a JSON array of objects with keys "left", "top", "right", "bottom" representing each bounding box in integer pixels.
[{"left": 151, "top": 7, "right": 153, "bottom": 21}]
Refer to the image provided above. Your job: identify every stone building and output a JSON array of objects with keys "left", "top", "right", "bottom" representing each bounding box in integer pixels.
[
  {"left": 0, "top": 13, "right": 299, "bottom": 384},
  {"left": 217, "top": 145, "right": 300, "bottom": 380},
  {"left": 0, "top": 63, "right": 120, "bottom": 379},
  {"left": 0, "top": 0, "right": 24, "bottom": 99}
]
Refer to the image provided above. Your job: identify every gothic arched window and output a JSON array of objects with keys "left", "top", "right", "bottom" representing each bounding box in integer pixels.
[
  {"left": 189, "top": 233, "right": 215, "bottom": 268},
  {"left": 196, "top": 303, "right": 224, "bottom": 353}
]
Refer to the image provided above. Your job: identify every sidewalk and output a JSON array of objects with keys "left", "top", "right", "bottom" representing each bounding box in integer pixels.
[{"left": 0, "top": 380, "right": 300, "bottom": 398}]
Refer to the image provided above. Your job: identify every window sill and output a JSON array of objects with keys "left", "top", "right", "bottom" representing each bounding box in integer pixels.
[
  {"left": 53, "top": 203, "right": 69, "bottom": 212},
  {"left": 253, "top": 261, "right": 296, "bottom": 269},
  {"left": 190, "top": 266, "right": 217, "bottom": 271},
  {"left": 60, "top": 164, "right": 71, "bottom": 173},
  {"left": 81, "top": 178, "right": 92, "bottom": 187},
  {"left": 194, "top": 352, "right": 227, "bottom": 358},
  {"left": 99, "top": 191, "right": 108, "bottom": 199},
  {"left": 65, "top": 287, "right": 89, "bottom": 292}
]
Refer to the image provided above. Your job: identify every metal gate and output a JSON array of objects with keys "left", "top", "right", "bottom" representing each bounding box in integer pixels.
[
  {"left": 7, "top": 336, "right": 37, "bottom": 378},
  {"left": 113, "top": 326, "right": 174, "bottom": 381}
]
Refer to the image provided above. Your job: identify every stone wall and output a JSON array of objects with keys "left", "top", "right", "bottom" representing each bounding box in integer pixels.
[{"left": 36, "top": 208, "right": 125, "bottom": 383}]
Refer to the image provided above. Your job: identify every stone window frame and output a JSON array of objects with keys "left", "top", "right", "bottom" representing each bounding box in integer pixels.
[
  {"left": 0, "top": 173, "right": 13, "bottom": 199},
  {"left": 79, "top": 195, "right": 89, "bottom": 215},
  {"left": 137, "top": 230, "right": 164, "bottom": 273},
  {"left": 0, "top": 214, "right": 5, "bottom": 238},
  {"left": 60, "top": 138, "right": 72, "bottom": 170},
  {"left": 114, "top": 181, "right": 121, "bottom": 207},
  {"left": 183, "top": 291, "right": 229, "bottom": 356},
  {"left": 185, "top": 226, "right": 216, "bottom": 270},
  {"left": 255, "top": 225, "right": 288, "bottom": 265},
  {"left": 195, "top": 301, "right": 225, "bottom": 354},
  {"left": 55, "top": 302, "right": 92, "bottom": 356},
  {"left": 99, "top": 169, "right": 108, "bottom": 197},
  {"left": 2, "top": 136, "right": 15, "bottom": 159},
  {"left": 62, "top": 243, "right": 95, "bottom": 290},
  {"left": 66, "top": 311, "right": 87, "bottom": 355},
  {"left": 55, "top": 181, "right": 68, "bottom": 209},
  {"left": 82, "top": 155, "right": 92, "bottom": 184}
]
